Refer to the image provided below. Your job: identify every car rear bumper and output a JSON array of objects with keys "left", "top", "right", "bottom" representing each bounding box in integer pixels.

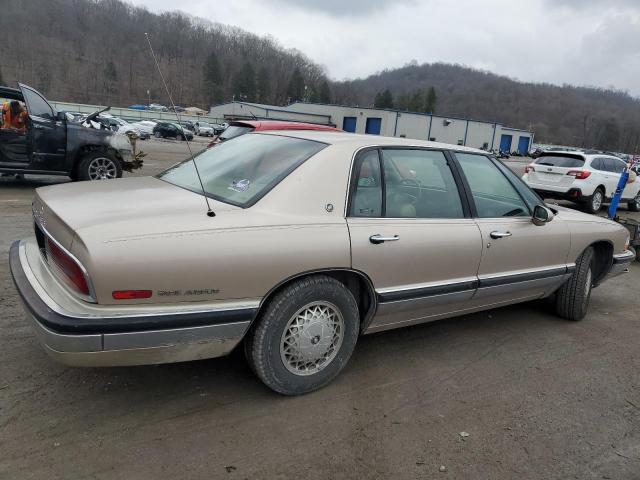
[
  {"left": 606, "top": 250, "right": 635, "bottom": 280},
  {"left": 9, "top": 240, "right": 256, "bottom": 367}
]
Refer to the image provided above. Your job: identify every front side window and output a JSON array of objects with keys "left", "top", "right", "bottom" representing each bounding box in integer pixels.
[
  {"left": 456, "top": 153, "right": 529, "bottom": 218},
  {"left": 158, "top": 133, "right": 326, "bottom": 207},
  {"left": 22, "top": 87, "right": 54, "bottom": 120}
]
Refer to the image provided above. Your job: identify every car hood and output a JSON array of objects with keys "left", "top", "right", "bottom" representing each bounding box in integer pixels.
[
  {"left": 34, "top": 177, "right": 240, "bottom": 247},
  {"left": 550, "top": 204, "right": 615, "bottom": 225}
]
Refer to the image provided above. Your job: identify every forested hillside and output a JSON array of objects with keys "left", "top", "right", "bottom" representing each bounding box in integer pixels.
[
  {"left": 0, "top": 0, "right": 639, "bottom": 150},
  {"left": 332, "top": 62, "right": 640, "bottom": 152},
  {"left": 0, "top": 0, "right": 330, "bottom": 109}
]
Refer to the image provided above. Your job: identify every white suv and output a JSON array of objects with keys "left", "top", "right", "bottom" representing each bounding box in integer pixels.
[{"left": 522, "top": 152, "right": 640, "bottom": 214}]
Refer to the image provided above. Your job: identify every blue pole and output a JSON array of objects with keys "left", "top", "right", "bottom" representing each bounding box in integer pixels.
[{"left": 608, "top": 169, "right": 630, "bottom": 219}]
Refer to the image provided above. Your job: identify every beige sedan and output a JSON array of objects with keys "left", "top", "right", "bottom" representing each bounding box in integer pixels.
[{"left": 10, "top": 131, "right": 634, "bottom": 395}]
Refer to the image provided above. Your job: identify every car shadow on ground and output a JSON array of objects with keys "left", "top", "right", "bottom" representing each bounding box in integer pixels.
[{"left": 34, "top": 298, "right": 570, "bottom": 409}]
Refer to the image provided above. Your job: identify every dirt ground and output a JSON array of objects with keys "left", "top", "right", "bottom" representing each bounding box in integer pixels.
[{"left": 1, "top": 142, "right": 639, "bottom": 479}]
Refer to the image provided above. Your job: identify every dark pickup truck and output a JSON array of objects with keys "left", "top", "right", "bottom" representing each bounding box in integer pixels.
[{"left": 0, "top": 83, "right": 142, "bottom": 180}]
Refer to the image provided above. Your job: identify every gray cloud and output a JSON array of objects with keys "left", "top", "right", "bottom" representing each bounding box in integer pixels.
[
  {"left": 128, "top": 0, "right": 640, "bottom": 95},
  {"left": 549, "top": 0, "right": 638, "bottom": 9},
  {"left": 269, "top": 0, "right": 417, "bottom": 16}
]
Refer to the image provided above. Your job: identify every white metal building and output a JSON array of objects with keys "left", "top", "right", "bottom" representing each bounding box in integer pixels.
[{"left": 209, "top": 101, "right": 534, "bottom": 154}]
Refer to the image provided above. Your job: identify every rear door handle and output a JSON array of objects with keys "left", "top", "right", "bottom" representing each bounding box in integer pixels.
[
  {"left": 370, "top": 234, "right": 400, "bottom": 244},
  {"left": 490, "top": 231, "right": 512, "bottom": 239}
]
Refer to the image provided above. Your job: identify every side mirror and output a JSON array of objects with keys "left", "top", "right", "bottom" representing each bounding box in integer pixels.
[
  {"left": 56, "top": 111, "right": 67, "bottom": 122},
  {"left": 532, "top": 205, "right": 551, "bottom": 226}
]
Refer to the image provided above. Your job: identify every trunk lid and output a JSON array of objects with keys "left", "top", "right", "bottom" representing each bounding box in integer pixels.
[{"left": 34, "top": 177, "right": 240, "bottom": 247}]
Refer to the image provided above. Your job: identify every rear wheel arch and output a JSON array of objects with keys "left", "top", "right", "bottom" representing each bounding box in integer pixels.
[{"left": 250, "top": 269, "right": 377, "bottom": 335}]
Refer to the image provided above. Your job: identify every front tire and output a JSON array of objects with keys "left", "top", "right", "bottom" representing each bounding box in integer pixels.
[
  {"left": 555, "top": 247, "right": 595, "bottom": 321},
  {"left": 77, "top": 151, "right": 122, "bottom": 181},
  {"left": 245, "top": 275, "right": 360, "bottom": 395},
  {"left": 585, "top": 188, "right": 604, "bottom": 214},
  {"left": 628, "top": 194, "right": 640, "bottom": 212}
]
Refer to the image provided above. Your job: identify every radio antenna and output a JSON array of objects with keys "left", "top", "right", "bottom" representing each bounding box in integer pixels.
[{"left": 144, "top": 32, "right": 215, "bottom": 217}]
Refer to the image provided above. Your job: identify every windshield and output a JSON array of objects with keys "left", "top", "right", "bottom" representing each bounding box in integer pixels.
[
  {"left": 158, "top": 133, "right": 327, "bottom": 207},
  {"left": 535, "top": 155, "right": 585, "bottom": 168},
  {"left": 199, "top": 122, "right": 211, "bottom": 128},
  {"left": 219, "top": 125, "right": 253, "bottom": 141}
]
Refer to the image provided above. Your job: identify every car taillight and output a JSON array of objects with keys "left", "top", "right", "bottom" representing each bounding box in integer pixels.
[
  {"left": 45, "top": 237, "right": 91, "bottom": 297},
  {"left": 112, "top": 290, "right": 152, "bottom": 300},
  {"left": 525, "top": 166, "right": 535, "bottom": 174},
  {"left": 567, "top": 170, "right": 591, "bottom": 179}
]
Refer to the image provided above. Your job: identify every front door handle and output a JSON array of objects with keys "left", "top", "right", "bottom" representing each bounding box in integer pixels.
[
  {"left": 490, "top": 231, "right": 512, "bottom": 239},
  {"left": 370, "top": 234, "right": 400, "bottom": 245},
  {"left": 33, "top": 124, "right": 45, "bottom": 130}
]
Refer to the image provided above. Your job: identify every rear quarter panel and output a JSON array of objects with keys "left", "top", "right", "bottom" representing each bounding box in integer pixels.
[{"left": 74, "top": 142, "right": 356, "bottom": 305}]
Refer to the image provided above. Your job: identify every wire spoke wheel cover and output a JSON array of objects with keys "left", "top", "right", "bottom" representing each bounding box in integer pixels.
[
  {"left": 280, "top": 301, "right": 344, "bottom": 376},
  {"left": 88, "top": 157, "right": 117, "bottom": 180}
]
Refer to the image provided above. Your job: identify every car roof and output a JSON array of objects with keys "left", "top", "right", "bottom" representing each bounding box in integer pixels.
[
  {"left": 231, "top": 120, "right": 342, "bottom": 132},
  {"left": 254, "top": 130, "right": 488, "bottom": 154}
]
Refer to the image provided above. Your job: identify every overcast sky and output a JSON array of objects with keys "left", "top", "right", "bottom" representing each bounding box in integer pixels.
[{"left": 128, "top": 0, "right": 640, "bottom": 95}]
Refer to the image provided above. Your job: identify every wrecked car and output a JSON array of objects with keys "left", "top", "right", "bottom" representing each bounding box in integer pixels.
[
  {"left": 0, "top": 83, "right": 143, "bottom": 181},
  {"left": 9, "top": 131, "right": 635, "bottom": 395}
]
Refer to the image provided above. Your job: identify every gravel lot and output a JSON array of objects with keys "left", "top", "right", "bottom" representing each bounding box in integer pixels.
[{"left": 1, "top": 142, "right": 639, "bottom": 479}]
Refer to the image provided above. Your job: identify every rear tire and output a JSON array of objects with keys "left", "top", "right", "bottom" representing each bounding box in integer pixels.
[
  {"left": 555, "top": 247, "right": 595, "bottom": 321},
  {"left": 585, "top": 188, "right": 604, "bottom": 214},
  {"left": 245, "top": 275, "right": 359, "bottom": 395},
  {"left": 77, "top": 151, "right": 122, "bottom": 181},
  {"left": 628, "top": 194, "right": 640, "bottom": 212},
  {"left": 154, "top": 131, "right": 161, "bottom": 138}
]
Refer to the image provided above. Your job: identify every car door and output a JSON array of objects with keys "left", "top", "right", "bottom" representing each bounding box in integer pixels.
[
  {"left": 347, "top": 148, "right": 483, "bottom": 332},
  {"left": 18, "top": 83, "right": 66, "bottom": 171},
  {"left": 454, "top": 152, "right": 571, "bottom": 306}
]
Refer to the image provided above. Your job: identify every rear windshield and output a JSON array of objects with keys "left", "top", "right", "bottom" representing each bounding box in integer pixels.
[
  {"left": 158, "top": 133, "right": 326, "bottom": 207},
  {"left": 535, "top": 156, "right": 584, "bottom": 168},
  {"left": 219, "top": 125, "right": 253, "bottom": 141}
]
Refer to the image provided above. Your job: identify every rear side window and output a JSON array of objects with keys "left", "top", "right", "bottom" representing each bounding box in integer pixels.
[
  {"left": 348, "top": 148, "right": 465, "bottom": 219},
  {"left": 456, "top": 153, "right": 529, "bottom": 218},
  {"left": 382, "top": 149, "right": 464, "bottom": 218},
  {"left": 535, "top": 156, "right": 585, "bottom": 168},
  {"left": 590, "top": 158, "right": 605, "bottom": 171}
]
